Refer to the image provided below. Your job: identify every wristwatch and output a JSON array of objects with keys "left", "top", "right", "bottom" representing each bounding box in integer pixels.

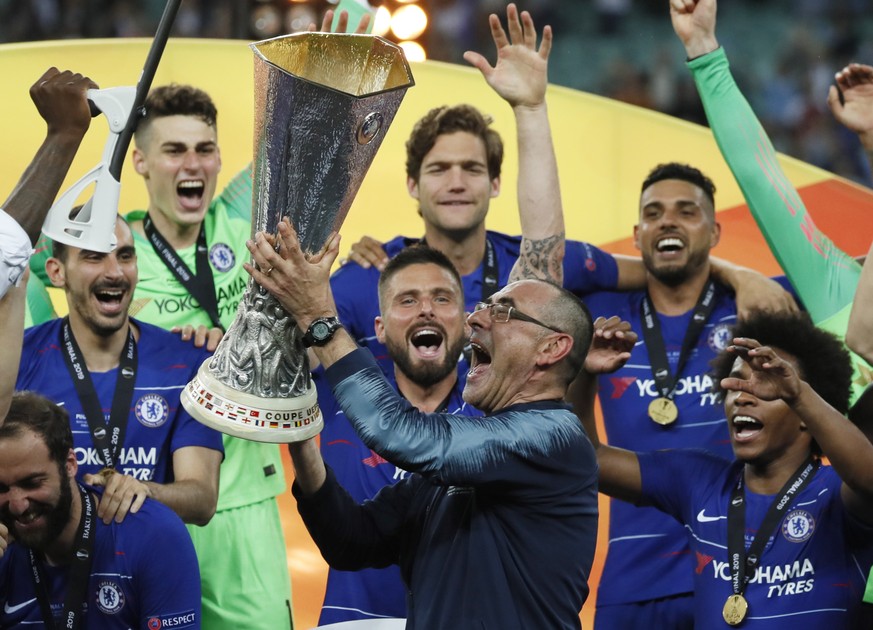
[{"left": 303, "top": 316, "right": 343, "bottom": 347}]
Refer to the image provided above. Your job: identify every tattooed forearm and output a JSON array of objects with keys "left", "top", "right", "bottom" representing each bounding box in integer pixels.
[{"left": 508, "top": 232, "right": 565, "bottom": 284}]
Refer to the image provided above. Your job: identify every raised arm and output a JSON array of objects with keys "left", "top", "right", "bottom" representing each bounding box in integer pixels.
[
  {"left": 721, "top": 338, "right": 873, "bottom": 523},
  {"left": 832, "top": 64, "right": 873, "bottom": 364},
  {"left": 0, "top": 280, "right": 27, "bottom": 421},
  {"left": 671, "top": 0, "right": 860, "bottom": 327},
  {"left": 567, "top": 316, "right": 643, "bottom": 503},
  {"left": 847, "top": 239, "right": 873, "bottom": 364},
  {"left": 464, "top": 4, "right": 564, "bottom": 284},
  {"left": 3, "top": 68, "right": 96, "bottom": 245},
  {"left": 828, "top": 63, "right": 873, "bottom": 174}
]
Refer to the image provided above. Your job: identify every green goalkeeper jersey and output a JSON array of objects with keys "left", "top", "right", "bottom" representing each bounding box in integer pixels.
[{"left": 125, "top": 165, "right": 285, "bottom": 510}]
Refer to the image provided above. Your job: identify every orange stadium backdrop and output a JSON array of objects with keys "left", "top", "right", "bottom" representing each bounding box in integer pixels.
[{"left": 2, "top": 39, "right": 873, "bottom": 629}]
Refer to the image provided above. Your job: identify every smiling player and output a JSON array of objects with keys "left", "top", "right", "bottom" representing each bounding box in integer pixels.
[{"left": 577, "top": 311, "right": 873, "bottom": 628}]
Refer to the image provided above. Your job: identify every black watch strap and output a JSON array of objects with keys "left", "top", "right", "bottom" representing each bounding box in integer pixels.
[{"left": 303, "top": 316, "right": 342, "bottom": 347}]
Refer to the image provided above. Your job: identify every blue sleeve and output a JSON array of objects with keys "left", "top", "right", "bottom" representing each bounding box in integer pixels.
[
  {"left": 16, "top": 323, "right": 50, "bottom": 390},
  {"left": 169, "top": 407, "right": 224, "bottom": 456},
  {"left": 563, "top": 239, "right": 619, "bottom": 296},
  {"left": 325, "top": 349, "right": 591, "bottom": 487},
  {"left": 581, "top": 289, "right": 627, "bottom": 321},
  {"left": 330, "top": 263, "right": 382, "bottom": 344},
  {"left": 167, "top": 345, "right": 224, "bottom": 456},
  {"left": 638, "top": 449, "right": 727, "bottom": 525},
  {"left": 132, "top": 502, "right": 201, "bottom": 629}
]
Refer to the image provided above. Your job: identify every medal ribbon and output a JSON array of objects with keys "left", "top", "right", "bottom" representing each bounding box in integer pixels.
[
  {"left": 726, "top": 456, "right": 819, "bottom": 599},
  {"left": 60, "top": 318, "right": 137, "bottom": 470},
  {"left": 640, "top": 280, "right": 717, "bottom": 401},
  {"left": 29, "top": 484, "right": 96, "bottom": 630},
  {"left": 143, "top": 214, "right": 224, "bottom": 330}
]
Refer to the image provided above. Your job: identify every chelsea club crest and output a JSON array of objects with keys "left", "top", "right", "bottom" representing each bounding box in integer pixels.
[
  {"left": 135, "top": 394, "right": 169, "bottom": 428},
  {"left": 208, "top": 243, "right": 236, "bottom": 273},
  {"left": 95, "top": 580, "right": 125, "bottom": 614},
  {"left": 708, "top": 323, "right": 733, "bottom": 353},
  {"left": 782, "top": 509, "right": 816, "bottom": 543}
]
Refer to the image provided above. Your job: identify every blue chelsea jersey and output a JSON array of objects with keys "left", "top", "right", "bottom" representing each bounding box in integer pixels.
[
  {"left": 640, "top": 450, "right": 873, "bottom": 628},
  {"left": 17, "top": 318, "right": 223, "bottom": 483},
  {"left": 585, "top": 286, "right": 738, "bottom": 606},
  {"left": 0, "top": 490, "right": 201, "bottom": 629}
]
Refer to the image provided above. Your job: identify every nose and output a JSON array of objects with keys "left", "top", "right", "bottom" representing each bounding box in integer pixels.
[
  {"left": 727, "top": 388, "right": 756, "bottom": 409},
  {"left": 446, "top": 166, "right": 466, "bottom": 191},
  {"left": 466, "top": 307, "right": 488, "bottom": 330},
  {"left": 181, "top": 149, "right": 201, "bottom": 172},
  {"left": 103, "top": 254, "right": 126, "bottom": 280},
  {"left": 4, "top": 488, "right": 29, "bottom": 516},
  {"left": 658, "top": 207, "right": 682, "bottom": 229}
]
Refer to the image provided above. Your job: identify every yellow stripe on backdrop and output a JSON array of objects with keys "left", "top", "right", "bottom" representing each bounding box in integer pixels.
[
  {"left": 2, "top": 38, "right": 869, "bottom": 630},
  {"left": 0, "top": 37, "right": 833, "bottom": 259}
]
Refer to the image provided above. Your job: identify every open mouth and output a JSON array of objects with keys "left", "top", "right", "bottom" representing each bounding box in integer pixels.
[
  {"left": 656, "top": 237, "right": 685, "bottom": 253},
  {"left": 177, "top": 179, "right": 205, "bottom": 209},
  {"left": 93, "top": 286, "right": 126, "bottom": 312},
  {"left": 17, "top": 511, "right": 39, "bottom": 525},
  {"left": 8, "top": 509, "right": 44, "bottom": 534},
  {"left": 468, "top": 340, "right": 492, "bottom": 370},
  {"left": 732, "top": 415, "right": 764, "bottom": 441},
  {"left": 411, "top": 328, "right": 445, "bottom": 358}
]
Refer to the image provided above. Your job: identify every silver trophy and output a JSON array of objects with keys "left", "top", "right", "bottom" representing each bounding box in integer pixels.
[{"left": 181, "top": 33, "right": 414, "bottom": 443}]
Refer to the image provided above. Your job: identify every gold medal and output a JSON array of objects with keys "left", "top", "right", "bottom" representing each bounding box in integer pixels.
[
  {"left": 722, "top": 594, "right": 748, "bottom": 626},
  {"left": 648, "top": 397, "right": 678, "bottom": 425}
]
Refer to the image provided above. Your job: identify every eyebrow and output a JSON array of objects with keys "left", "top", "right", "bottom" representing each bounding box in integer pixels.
[
  {"left": 160, "top": 141, "right": 216, "bottom": 150},
  {"left": 642, "top": 199, "right": 701, "bottom": 210},
  {"left": 396, "top": 286, "right": 458, "bottom": 298},
  {"left": 424, "top": 158, "right": 487, "bottom": 169}
]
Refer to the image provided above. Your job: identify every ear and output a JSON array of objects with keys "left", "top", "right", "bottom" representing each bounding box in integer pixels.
[
  {"left": 710, "top": 220, "right": 721, "bottom": 249},
  {"left": 45, "top": 257, "right": 66, "bottom": 289},
  {"left": 407, "top": 176, "right": 419, "bottom": 201},
  {"left": 489, "top": 176, "right": 500, "bottom": 199},
  {"left": 65, "top": 448, "right": 78, "bottom": 478},
  {"left": 215, "top": 144, "right": 223, "bottom": 174},
  {"left": 535, "top": 333, "right": 574, "bottom": 369},
  {"left": 132, "top": 147, "right": 148, "bottom": 177},
  {"left": 633, "top": 224, "right": 641, "bottom": 251},
  {"left": 374, "top": 316, "right": 386, "bottom": 344}
]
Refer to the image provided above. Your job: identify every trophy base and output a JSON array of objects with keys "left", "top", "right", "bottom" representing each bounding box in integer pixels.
[{"left": 181, "top": 363, "right": 323, "bottom": 444}]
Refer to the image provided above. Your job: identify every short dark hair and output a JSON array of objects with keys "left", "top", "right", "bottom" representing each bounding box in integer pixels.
[
  {"left": 641, "top": 162, "right": 717, "bottom": 209},
  {"left": 711, "top": 311, "right": 852, "bottom": 415},
  {"left": 534, "top": 280, "right": 593, "bottom": 385},
  {"left": 378, "top": 245, "right": 464, "bottom": 311},
  {"left": 135, "top": 84, "right": 217, "bottom": 145},
  {"left": 0, "top": 391, "right": 73, "bottom": 467},
  {"left": 405, "top": 104, "right": 503, "bottom": 182}
]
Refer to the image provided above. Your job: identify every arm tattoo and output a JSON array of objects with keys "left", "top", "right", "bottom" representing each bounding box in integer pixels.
[{"left": 508, "top": 232, "right": 565, "bottom": 284}]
